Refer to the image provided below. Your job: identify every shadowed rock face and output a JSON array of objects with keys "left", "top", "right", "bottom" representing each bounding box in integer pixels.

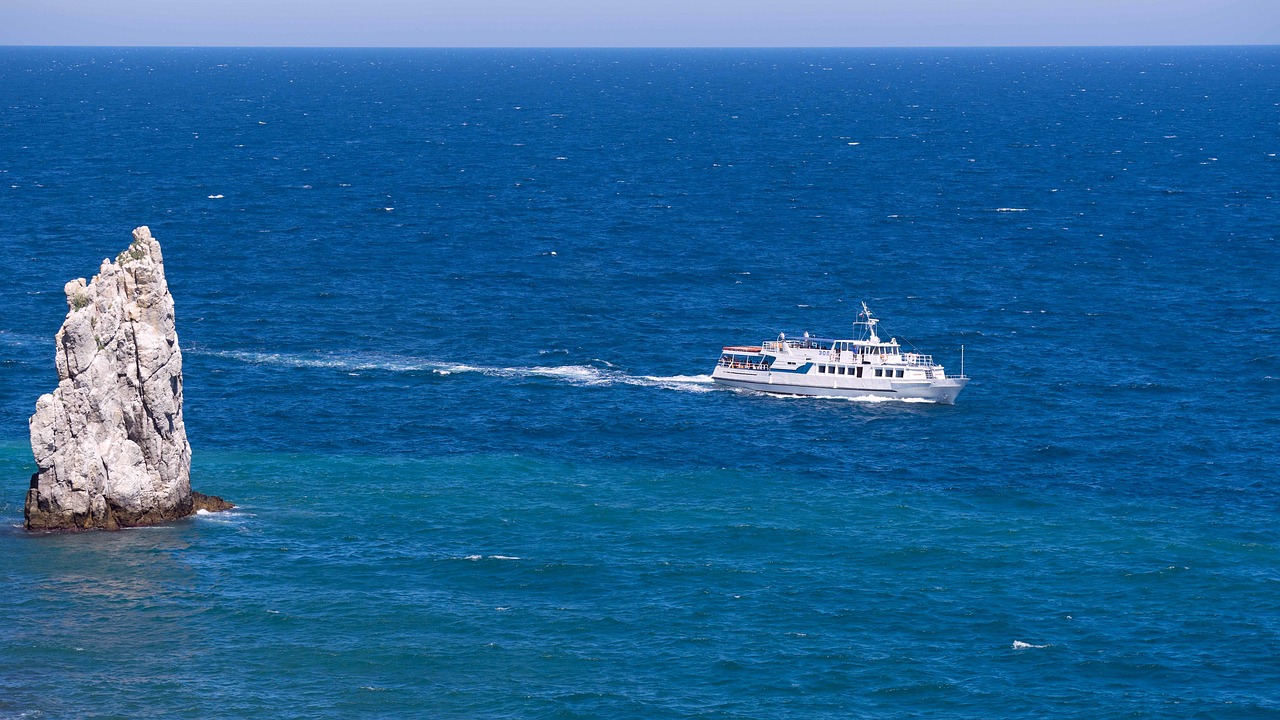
[{"left": 25, "top": 227, "right": 225, "bottom": 531}]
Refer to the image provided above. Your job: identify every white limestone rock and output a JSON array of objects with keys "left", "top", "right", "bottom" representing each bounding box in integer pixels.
[{"left": 25, "top": 227, "right": 195, "bottom": 530}]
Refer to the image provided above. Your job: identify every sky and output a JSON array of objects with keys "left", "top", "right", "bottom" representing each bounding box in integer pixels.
[{"left": 1, "top": 0, "right": 1277, "bottom": 47}]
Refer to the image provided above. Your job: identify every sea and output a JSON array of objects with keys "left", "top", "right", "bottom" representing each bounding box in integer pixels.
[{"left": 0, "top": 47, "right": 1277, "bottom": 718}]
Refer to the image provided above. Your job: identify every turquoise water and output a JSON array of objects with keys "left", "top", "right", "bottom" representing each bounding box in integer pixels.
[
  {"left": 5, "top": 445, "right": 1276, "bottom": 717},
  {"left": 1, "top": 48, "right": 1278, "bottom": 717}
]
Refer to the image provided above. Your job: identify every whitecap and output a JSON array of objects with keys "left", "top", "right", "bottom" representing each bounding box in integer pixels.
[
  {"left": 207, "top": 194, "right": 224, "bottom": 199},
  {"left": 641, "top": 374, "right": 713, "bottom": 384},
  {"left": 519, "top": 365, "right": 610, "bottom": 385},
  {"left": 1011, "top": 640, "right": 1049, "bottom": 649},
  {"left": 634, "top": 374, "right": 716, "bottom": 393},
  {"left": 488, "top": 555, "right": 520, "bottom": 560},
  {"left": 994, "top": 207, "right": 1028, "bottom": 212},
  {"left": 846, "top": 394, "right": 899, "bottom": 403},
  {"left": 193, "top": 509, "right": 249, "bottom": 524}
]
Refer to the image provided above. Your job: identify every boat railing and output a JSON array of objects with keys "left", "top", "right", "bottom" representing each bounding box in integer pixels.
[
  {"left": 902, "top": 352, "right": 935, "bottom": 367},
  {"left": 719, "top": 357, "right": 770, "bottom": 371},
  {"left": 764, "top": 339, "right": 848, "bottom": 353}
]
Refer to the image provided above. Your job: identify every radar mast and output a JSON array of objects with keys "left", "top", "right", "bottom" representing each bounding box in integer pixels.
[{"left": 857, "top": 302, "right": 881, "bottom": 343}]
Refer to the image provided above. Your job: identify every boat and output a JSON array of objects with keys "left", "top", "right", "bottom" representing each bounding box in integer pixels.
[{"left": 711, "top": 303, "right": 969, "bottom": 404}]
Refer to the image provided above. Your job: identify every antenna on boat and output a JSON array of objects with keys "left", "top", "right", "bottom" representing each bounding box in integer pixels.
[
  {"left": 858, "top": 302, "right": 881, "bottom": 343},
  {"left": 961, "top": 344, "right": 965, "bottom": 378}
]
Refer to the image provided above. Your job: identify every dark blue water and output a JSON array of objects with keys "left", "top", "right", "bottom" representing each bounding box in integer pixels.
[{"left": 1, "top": 47, "right": 1278, "bottom": 718}]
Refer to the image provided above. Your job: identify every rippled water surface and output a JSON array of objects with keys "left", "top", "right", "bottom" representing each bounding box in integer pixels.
[{"left": 1, "top": 47, "right": 1278, "bottom": 718}]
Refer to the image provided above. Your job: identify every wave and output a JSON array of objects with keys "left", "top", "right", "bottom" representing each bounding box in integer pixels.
[
  {"left": 193, "top": 508, "right": 251, "bottom": 524},
  {"left": 190, "top": 348, "right": 716, "bottom": 393},
  {"left": 1011, "top": 640, "right": 1050, "bottom": 649},
  {"left": 198, "top": 349, "right": 437, "bottom": 373},
  {"left": 439, "top": 364, "right": 716, "bottom": 393},
  {"left": 0, "top": 330, "right": 44, "bottom": 348}
]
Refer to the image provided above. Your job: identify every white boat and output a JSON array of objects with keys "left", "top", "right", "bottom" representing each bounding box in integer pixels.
[{"left": 711, "top": 303, "right": 969, "bottom": 404}]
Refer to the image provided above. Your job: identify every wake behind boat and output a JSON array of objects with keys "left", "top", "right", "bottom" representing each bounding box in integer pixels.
[{"left": 711, "top": 303, "right": 969, "bottom": 404}]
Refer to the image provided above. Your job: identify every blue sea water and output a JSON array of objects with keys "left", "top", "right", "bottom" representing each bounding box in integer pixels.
[{"left": 1, "top": 47, "right": 1278, "bottom": 718}]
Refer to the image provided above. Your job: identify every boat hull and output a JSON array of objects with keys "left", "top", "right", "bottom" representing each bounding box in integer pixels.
[{"left": 712, "top": 370, "right": 968, "bottom": 404}]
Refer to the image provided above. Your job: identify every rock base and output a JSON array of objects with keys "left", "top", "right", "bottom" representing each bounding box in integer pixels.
[
  {"left": 192, "top": 491, "right": 235, "bottom": 513},
  {"left": 24, "top": 476, "right": 233, "bottom": 531}
]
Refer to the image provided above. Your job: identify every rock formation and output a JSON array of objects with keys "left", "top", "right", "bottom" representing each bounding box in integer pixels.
[{"left": 25, "top": 226, "right": 229, "bottom": 531}]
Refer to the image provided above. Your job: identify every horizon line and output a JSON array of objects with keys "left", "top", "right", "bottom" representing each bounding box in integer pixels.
[{"left": 2, "top": 43, "right": 1279, "bottom": 50}]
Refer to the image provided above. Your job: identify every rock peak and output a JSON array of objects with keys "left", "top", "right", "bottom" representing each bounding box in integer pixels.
[{"left": 25, "top": 226, "right": 225, "bottom": 531}]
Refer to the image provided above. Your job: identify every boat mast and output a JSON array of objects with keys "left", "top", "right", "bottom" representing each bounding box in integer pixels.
[{"left": 859, "top": 302, "right": 881, "bottom": 343}]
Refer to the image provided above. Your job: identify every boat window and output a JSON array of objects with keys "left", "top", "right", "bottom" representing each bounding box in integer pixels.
[
  {"left": 818, "top": 365, "right": 826, "bottom": 374},
  {"left": 896, "top": 369, "right": 904, "bottom": 378},
  {"left": 838, "top": 367, "right": 845, "bottom": 375},
  {"left": 856, "top": 367, "right": 863, "bottom": 378},
  {"left": 875, "top": 368, "right": 882, "bottom": 377}
]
